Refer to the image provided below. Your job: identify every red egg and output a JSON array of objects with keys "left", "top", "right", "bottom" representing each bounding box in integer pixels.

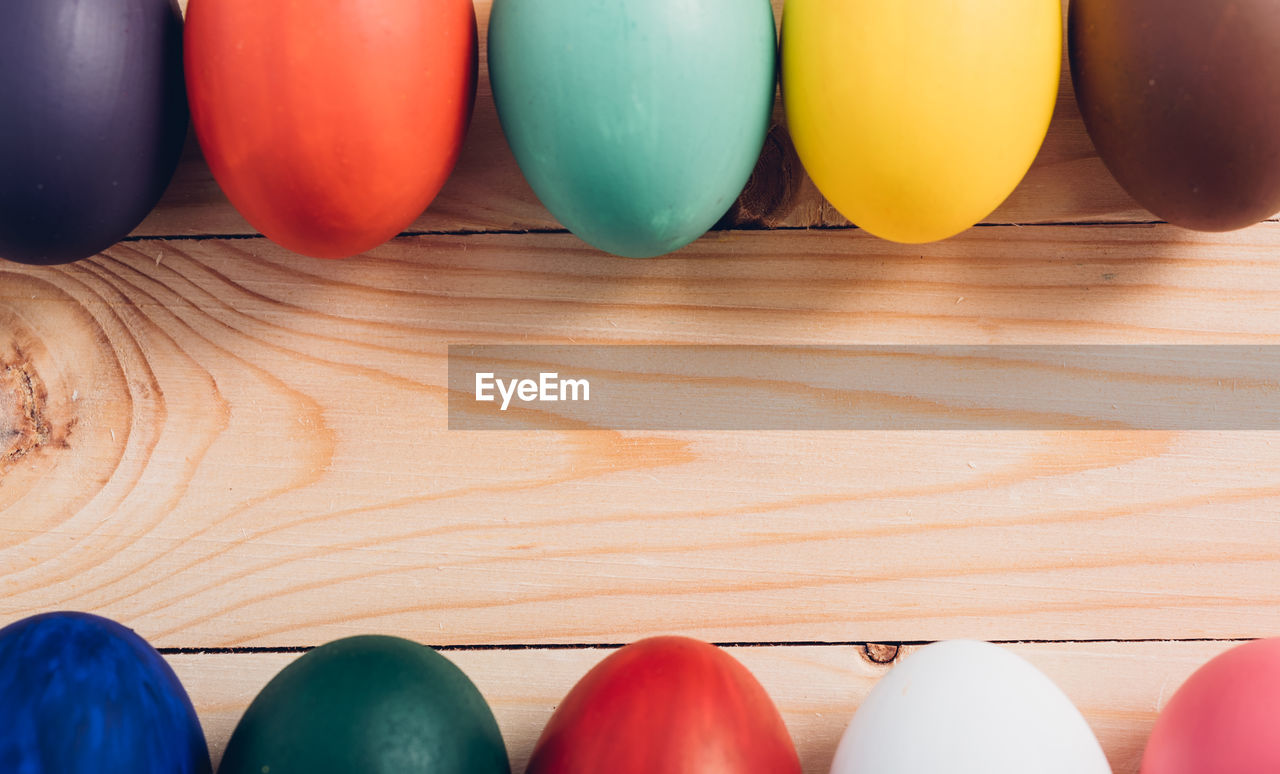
[
  {"left": 184, "top": 0, "right": 477, "bottom": 259},
  {"left": 1142, "top": 639, "right": 1280, "bottom": 774},
  {"left": 527, "top": 637, "right": 801, "bottom": 774}
]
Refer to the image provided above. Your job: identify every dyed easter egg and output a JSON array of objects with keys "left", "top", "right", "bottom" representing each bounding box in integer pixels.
[
  {"left": 527, "top": 637, "right": 801, "bottom": 774},
  {"left": 783, "top": 0, "right": 1061, "bottom": 243},
  {"left": 185, "top": 0, "right": 477, "bottom": 259},
  {"left": 217, "top": 636, "right": 509, "bottom": 774},
  {"left": 0, "top": 612, "right": 210, "bottom": 774},
  {"left": 1142, "top": 639, "right": 1280, "bottom": 774},
  {"left": 0, "top": 0, "right": 187, "bottom": 265},
  {"left": 830, "top": 641, "right": 1109, "bottom": 774},
  {"left": 1071, "top": 0, "right": 1280, "bottom": 231},
  {"left": 489, "top": 0, "right": 777, "bottom": 258}
]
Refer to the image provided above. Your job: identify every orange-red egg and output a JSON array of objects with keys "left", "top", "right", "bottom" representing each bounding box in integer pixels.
[{"left": 184, "top": 0, "right": 477, "bottom": 259}]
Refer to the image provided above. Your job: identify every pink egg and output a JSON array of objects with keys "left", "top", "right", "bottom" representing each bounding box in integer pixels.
[{"left": 1143, "top": 639, "right": 1280, "bottom": 774}]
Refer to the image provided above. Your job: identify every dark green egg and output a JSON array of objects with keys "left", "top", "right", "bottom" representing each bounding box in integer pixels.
[{"left": 217, "top": 636, "right": 509, "bottom": 774}]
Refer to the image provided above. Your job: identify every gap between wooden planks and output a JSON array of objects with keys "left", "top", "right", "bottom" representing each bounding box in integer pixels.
[
  {"left": 148, "top": 0, "right": 1154, "bottom": 238},
  {"left": 2, "top": 226, "right": 1279, "bottom": 647},
  {"left": 171, "top": 640, "right": 1239, "bottom": 774}
]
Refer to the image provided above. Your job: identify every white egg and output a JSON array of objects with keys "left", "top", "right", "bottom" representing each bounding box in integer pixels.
[{"left": 830, "top": 641, "right": 1111, "bottom": 774}]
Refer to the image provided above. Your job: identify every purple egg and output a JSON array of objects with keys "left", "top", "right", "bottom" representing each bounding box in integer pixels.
[{"left": 0, "top": 0, "right": 188, "bottom": 265}]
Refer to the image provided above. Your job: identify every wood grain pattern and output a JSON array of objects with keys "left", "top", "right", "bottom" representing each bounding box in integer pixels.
[
  {"left": 5, "top": 4, "right": 1278, "bottom": 766},
  {"left": 3, "top": 225, "right": 1279, "bottom": 647},
  {"left": 143, "top": 0, "right": 1150, "bottom": 240},
  {"left": 172, "top": 641, "right": 1238, "bottom": 774}
]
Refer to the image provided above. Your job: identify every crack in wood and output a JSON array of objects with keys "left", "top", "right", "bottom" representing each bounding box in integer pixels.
[{"left": 1, "top": 358, "right": 52, "bottom": 466}]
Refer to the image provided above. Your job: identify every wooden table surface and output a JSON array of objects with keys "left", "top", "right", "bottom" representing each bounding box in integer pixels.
[{"left": 3, "top": 2, "right": 1279, "bottom": 772}]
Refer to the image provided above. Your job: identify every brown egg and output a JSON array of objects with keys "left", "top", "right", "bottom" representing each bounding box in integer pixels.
[{"left": 1070, "top": 0, "right": 1280, "bottom": 231}]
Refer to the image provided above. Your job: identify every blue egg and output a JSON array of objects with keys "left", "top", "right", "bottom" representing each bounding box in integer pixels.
[{"left": 0, "top": 612, "right": 210, "bottom": 774}]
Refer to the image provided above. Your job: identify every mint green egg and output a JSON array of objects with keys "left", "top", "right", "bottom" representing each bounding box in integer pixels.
[{"left": 489, "top": 0, "right": 777, "bottom": 258}]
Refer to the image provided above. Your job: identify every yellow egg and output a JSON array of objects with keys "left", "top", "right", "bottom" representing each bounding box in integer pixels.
[{"left": 782, "top": 0, "right": 1061, "bottom": 244}]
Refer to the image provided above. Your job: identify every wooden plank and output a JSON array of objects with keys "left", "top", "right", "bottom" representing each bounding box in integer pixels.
[
  {"left": 2, "top": 226, "right": 1279, "bottom": 646},
  {"left": 171, "top": 641, "right": 1238, "bottom": 774},
  {"left": 141, "top": 1, "right": 1147, "bottom": 239}
]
